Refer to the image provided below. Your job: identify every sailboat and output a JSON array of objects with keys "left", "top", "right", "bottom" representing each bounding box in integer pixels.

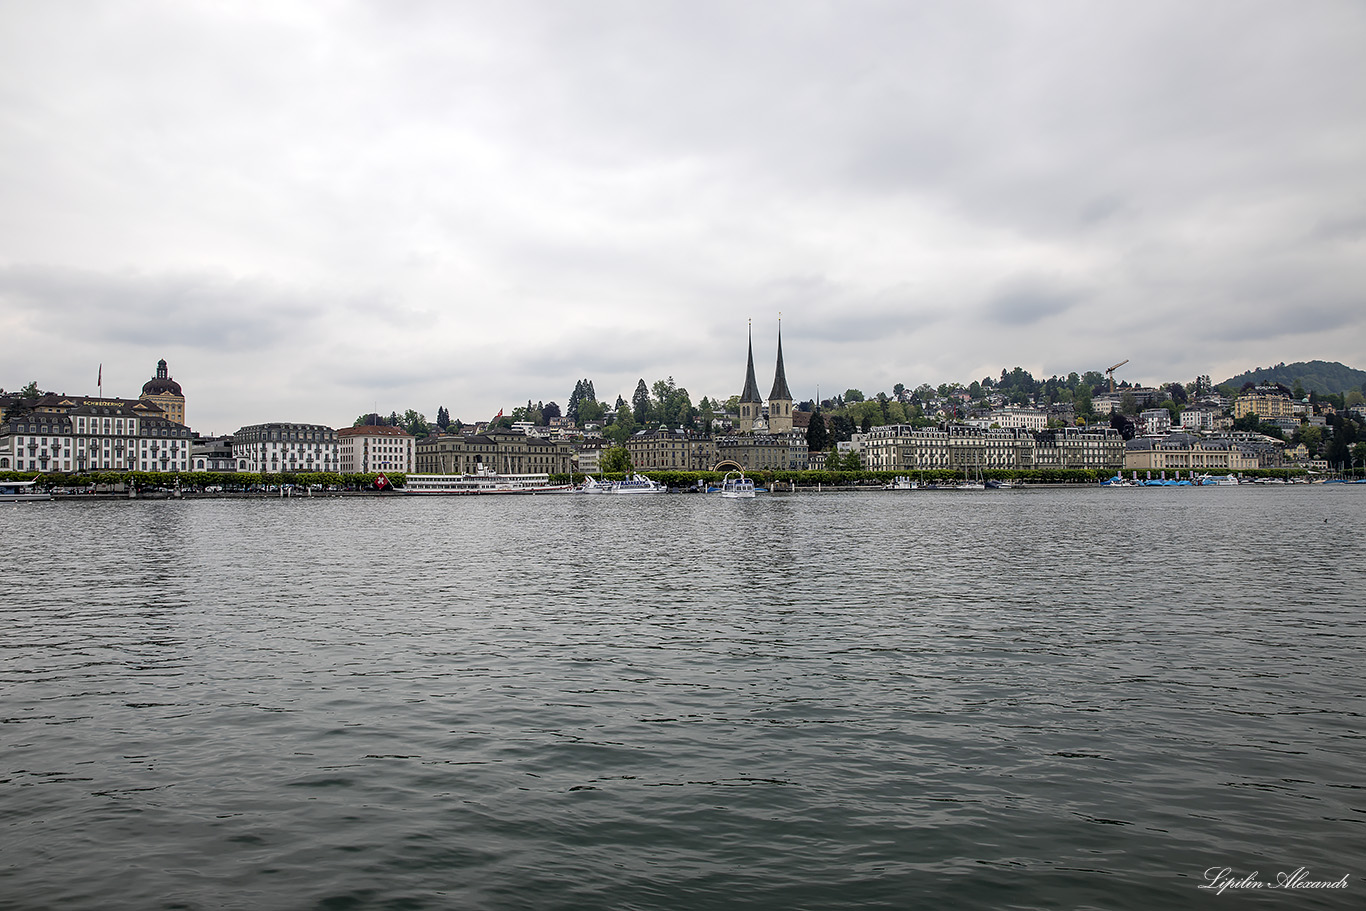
[{"left": 955, "top": 459, "right": 984, "bottom": 490}]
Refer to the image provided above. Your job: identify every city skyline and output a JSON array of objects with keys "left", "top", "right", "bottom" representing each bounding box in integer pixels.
[{"left": 2, "top": 2, "right": 1364, "bottom": 435}]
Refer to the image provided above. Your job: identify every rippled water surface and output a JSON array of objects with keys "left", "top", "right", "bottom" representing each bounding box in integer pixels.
[{"left": 3, "top": 487, "right": 1364, "bottom": 910}]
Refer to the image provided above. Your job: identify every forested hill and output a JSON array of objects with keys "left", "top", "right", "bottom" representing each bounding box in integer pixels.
[{"left": 1221, "top": 361, "right": 1366, "bottom": 395}]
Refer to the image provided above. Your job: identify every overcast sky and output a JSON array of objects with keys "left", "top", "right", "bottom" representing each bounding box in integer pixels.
[{"left": 2, "top": 1, "right": 1363, "bottom": 434}]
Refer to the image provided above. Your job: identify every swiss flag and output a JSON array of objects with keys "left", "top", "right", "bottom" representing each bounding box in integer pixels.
[{"left": 375, "top": 473, "right": 390, "bottom": 490}]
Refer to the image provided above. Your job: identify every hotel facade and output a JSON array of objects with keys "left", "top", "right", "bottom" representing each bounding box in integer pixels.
[{"left": 232, "top": 423, "right": 340, "bottom": 474}]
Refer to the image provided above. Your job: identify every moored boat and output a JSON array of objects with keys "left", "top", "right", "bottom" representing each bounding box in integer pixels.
[
  {"left": 0, "top": 479, "right": 50, "bottom": 502},
  {"left": 609, "top": 474, "right": 667, "bottom": 494},
  {"left": 719, "top": 471, "right": 756, "bottom": 498},
  {"left": 401, "top": 469, "right": 573, "bottom": 495},
  {"left": 577, "top": 476, "right": 611, "bottom": 493}
]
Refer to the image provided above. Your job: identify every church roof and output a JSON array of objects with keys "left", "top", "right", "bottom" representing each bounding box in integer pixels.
[
  {"left": 768, "top": 325, "right": 792, "bottom": 402},
  {"left": 141, "top": 359, "right": 183, "bottom": 397},
  {"left": 739, "top": 328, "right": 763, "bottom": 403}
]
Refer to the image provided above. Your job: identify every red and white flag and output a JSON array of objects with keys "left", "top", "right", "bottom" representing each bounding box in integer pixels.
[{"left": 375, "top": 473, "right": 390, "bottom": 490}]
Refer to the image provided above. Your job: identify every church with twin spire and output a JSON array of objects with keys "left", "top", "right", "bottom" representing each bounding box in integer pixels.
[
  {"left": 737, "top": 321, "right": 794, "bottom": 434},
  {"left": 712, "top": 320, "right": 809, "bottom": 472}
]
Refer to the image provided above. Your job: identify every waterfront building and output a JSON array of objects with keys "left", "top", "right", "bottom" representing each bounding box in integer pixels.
[
  {"left": 140, "top": 359, "right": 186, "bottom": 425},
  {"left": 625, "top": 427, "right": 718, "bottom": 471},
  {"left": 1123, "top": 435, "right": 1266, "bottom": 473},
  {"left": 338, "top": 425, "right": 414, "bottom": 474},
  {"left": 0, "top": 394, "right": 192, "bottom": 473},
  {"left": 863, "top": 423, "right": 1123, "bottom": 473},
  {"left": 863, "top": 423, "right": 1036, "bottom": 472},
  {"left": 715, "top": 430, "right": 809, "bottom": 471},
  {"left": 233, "top": 423, "right": 339, "bottom": 474},
  {"left": 414, "top": 428, "right": 573, "bottom": 476},
  {"left": 1, "top": 409, "right": 74, "bottom": 472},
  {"left": 191, "top": 435, "right": 240, "bottom": 472},
  {"left": 573, "top": 437, "right": 611, "bottom": 475},
  {"left": 1031, "top": 427, "right": 1125, "bottom": 471}
]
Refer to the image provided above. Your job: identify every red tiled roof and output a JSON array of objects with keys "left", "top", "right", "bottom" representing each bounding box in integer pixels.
[{"left": 338, "top": 425, "right": 413, "bottom": 438}]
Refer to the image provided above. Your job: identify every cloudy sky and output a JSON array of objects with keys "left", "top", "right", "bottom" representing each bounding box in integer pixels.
[{"left": 2, "top": 1, "right": 1363, "bottom": 434}]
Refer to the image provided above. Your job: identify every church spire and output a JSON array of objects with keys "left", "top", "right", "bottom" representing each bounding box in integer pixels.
[
  {"left": 738, "top": 320, "right": 763, "bottom": 433},
  {"left": 766, "top": 316, "right": 794, "bottom": 433},
  {"left": 768, "top": 320, "right": 792, "bottom": 402},
  {"left": 739, "top": 321, "right": 763, "bottom": 404}
]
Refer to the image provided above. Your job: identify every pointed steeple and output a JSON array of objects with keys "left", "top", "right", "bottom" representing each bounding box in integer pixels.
[
  {"left": 766, "top": 317, "right": 794, "bottom": 433},
  {"left": 768, "top": 322, "right": 792, "bottom": 402},
  {"left": 739, "top": 322, "right": 763, "bottom": 404},
  {"left": 738, "top": 321, "right": 763, "bottom": 433}
]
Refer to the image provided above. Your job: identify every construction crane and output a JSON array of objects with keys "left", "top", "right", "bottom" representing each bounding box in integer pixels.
[{"left": 1106, "top": 359, "right": 1130, "bottom": 393}]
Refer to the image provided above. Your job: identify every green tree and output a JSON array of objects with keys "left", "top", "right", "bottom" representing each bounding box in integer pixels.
[
  {"left": 605, "top": 402, "right": 638, "bottom": 444},
  {"left": 1075, "top": 388, "right": 1093, "bottom": 418},
  {"left": 828, "top": 413, "right": 856, "bottom": 443},
  {"left": 399, "top": 410, "right": 430, "bottom": 438},
  {"left": 1294, "top": 424, "right": 1323, "bottom": 456},
  {"left": 567, "top": 378, "right": 597, "bottom": 424},
  {"left": 20, "top": 381, "right": 40, "bottom": 398},
  {"left": 806, "top": 409, "right": 828, "bottom": 451},
  {"left": 632, "top": 379, "right": 651, "bottom": 424},
  {"left": 844, "top": 389, "right": 865, "bottom": 403},
  {"left": 698, "top": 396, "right": 716, "bottom": 434},
  {"left": 577, "top": 399, "right": 606, "bottom": 424},
  {"left": 601, "top": 445, "right": 632, "bottom": 473}
]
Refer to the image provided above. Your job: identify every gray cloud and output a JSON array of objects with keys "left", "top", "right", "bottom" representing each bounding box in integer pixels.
[
  {"left": 1, "top": 1, "right": 1364, "bottom": 432},
  {"left": 983, "top": 280, "right": 1084, "bottom": 327},
  {"left": 0, "top": 265, "right": 331, "bottom": 352}
]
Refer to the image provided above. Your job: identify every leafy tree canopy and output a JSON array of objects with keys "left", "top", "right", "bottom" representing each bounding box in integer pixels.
[{"left": 1221, "top": 361, "right": 1366, "bottom": 397}]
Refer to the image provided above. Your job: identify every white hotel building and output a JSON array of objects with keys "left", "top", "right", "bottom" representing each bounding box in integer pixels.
[
  {"left": 1, "top": 395, "right": 192, "bottom": 473},
  {"left": 232, "top": 422, "right": 339, "bottom": 474},
  {"left": 337, "top": 424, "right": 414, "bottom": 474}
]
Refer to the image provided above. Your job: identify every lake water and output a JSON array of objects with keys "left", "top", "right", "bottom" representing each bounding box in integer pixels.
[{"left": 2, "top": 487, "right": 1363, "bottom": 910}]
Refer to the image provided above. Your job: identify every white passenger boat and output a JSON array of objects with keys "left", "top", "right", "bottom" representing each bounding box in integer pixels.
[
  {"left": 401, "top": 470, "right": 573, "bottom": 495},
  {"left": 0, "top": 479, "right": 50, "bottom": 502},
  {"left": 577, "top": 474, "right": 666, "bottom": 493},
  {"left": 609, "top": 474, "right": 667, "bottom": 494},
  {"left": 884, "top": 476, "right": 918, "bottom": 490},
  {"left": 577, "top": 476, "right": 611, "bottom": 493},
  {"left": 719, "top": 471, "right": 756, "bottom": 498}
]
